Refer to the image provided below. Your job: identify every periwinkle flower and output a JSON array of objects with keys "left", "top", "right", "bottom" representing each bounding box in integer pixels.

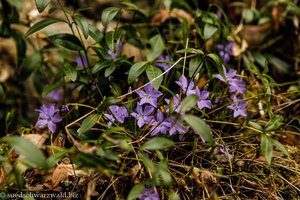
[
  {"left": 220, "top": 146, "right": 233, "bottom": 160},
  {"left": 138, "top": 186, "right": 160, "bottom": 200},
  {"left": 195, "top": 87, "right": 212, "bottom": 109},
  {"left": 175, "top": 75, "right": 196, "bottom": 96},
  {"left": 136, "top": 83, "right": 162, "bottom": 108},
  {"left": 61, "top": 105, "right": 69, "bottom": 113},
  {"left": 166, "top": 117, "right": 187, "bottom": 135},
  {"left": 217, "top": 42, "right": 234, "bottom": 63},
  {"left": 75, "top": 56, "right": 88, "bottom": 67},
  {"left": 150, "top": 110, "right": 171, "bottom": 136},
  {"left": 229, "top": 78, "right": 246, "bottom": 94},
  {"left": 107, "top": 43, "right": 122, "bottom": 59},
  {"left": 227, "top": 95, "right": 247, "bottom": 118},
  {"left": 104, "top": 105, "right": 128, "bottom": 126},
  {"left": 214, "top": 66, "right": 237, "bottom": 83},
  {"left": 45, "top": 87, "right": 63, "bottom": 102},
  {"left": 131, "top": 103, "right": 155, "bottom": 128},
  {"left": 154, "top": 55, "right": 173, "bottom": 71},
  {"left": 35, "top": 104, "right": 62, "bottom": 133},
  {"left": 164, "top": 94, "right": 181, "bottom": 113}
]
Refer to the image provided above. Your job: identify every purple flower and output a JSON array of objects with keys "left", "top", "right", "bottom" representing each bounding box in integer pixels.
[
  {"left": 136, "top": 83, "right": 162, "bottom": 108},
  {"left": 131, "top": 104, "right": 155, "bottom": 128},
  {"left": 227, "top": 95, "right": 247, "bottom": 118},
  {"left": 229, "top": 78, "right": 246, "bottom": 94},
  {"left": 75, "top": 56, "right": 88, "bottom": 67},
  {"left": 166, "top": 117, "right": 187, "bottom": 135},
  {"left": 220, "top": 146, "right": 233, "bottom": 159},
  {"left": 107, "top": 43, "right": 122, "bottom": 59},
  {"left": 195, "top": 88, "right": 212, "bottom": 109},
  {"left": 164, "top": 94, "right": 181, "bottom": 113},
  {"left": 154, "top": 55, "right": 173, "bottom": 71},
  {"left": 175, "top": 75, "right": 196, "bottom": 96},
  {"left": 45, "top": 88, "right": 63, "bottom": 102},
  {"left": 35, "top": 104, "right": 62, "bottom": 133},
  {"left": 61, "top": 105, "right": 69, "bottom": 113},
  {"left": 104, "top": 105, "right": 128, "bottom": 126},
  {"left": 150, "top": 110, "right": 171, "bottom": 136},
  {"left": 217, "top": 42, "right": 234, "bottom": 63},
  {"left": 138, "top": 186, "right": 160, "bottom": 200},
  {"left": 214, "top": 66, "right": 237, "bottom": 83}
]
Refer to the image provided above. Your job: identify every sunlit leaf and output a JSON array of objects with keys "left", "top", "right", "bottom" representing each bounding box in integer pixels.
[
  {"left": 63, "top": 61, "right": 77, "bottom": 81},
  {"left": 146, "top": 34, "right": 164, "bottom": 61},
  {"left": 25, "top": 18, "right": 65, "bottom": 37},
  {"left": 78, "top": 114, "right": 100, "bottom": 135},
  {"left": 264, "top": 115, "right": 283, "bottom": 132},
  {"left": 271, "top": 139, "right": 289, "bottom": 156},
  {"left": 74, "top": 15, "right": 89, "bottom": 39},
  {"left": 34, "top": 0, "right": 51, "bottom": 13},
  {"left": 146, "top": 65, "right": 163, "bottom": 89},
  {"left": 203, "top": 23, "right": 218, "bottom": 40},
  {"left": 101, "top": 7, "right": 121, "bottom": 26}
]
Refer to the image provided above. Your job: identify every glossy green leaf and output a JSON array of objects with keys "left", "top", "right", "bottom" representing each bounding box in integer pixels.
[
  {"left": 271, "top": 139, "right": 289, "bottom": 156},
  {"left": 48, "top": 33, "right": 84, "bottom": 51},
  {"left": 260, "top": 134, "right": 273, "bottom": 164},
  {"left": 183, "top": 115, "right": 213, "bottom": 144},
  {"left": 189, "top": 56, "right": 203, "bottom": 77},
  {"left": 105, "top": 30, "right": 122, "bottom": 52},
  {"left": 104, "top": 63, "right": 116, "bottom": 77},
  {"left": 25, "top": 18, "right": 65, "bottom": 37},
  {"left": 146, "top": 34, "right": 164, "bottom": 61},
  {"left": 146, "top": 65, "right": 163, "bottom": 89},
  {"left": 74, "top": 15, "right": 89, "bottom": 39},
  {"left": 128, "top": 61, "right": 148, "bottom": 84},
  {"left": 180, "top": 95, "right": 198, "bottom": 113},
  {"left": 12, "top": 31, "right": 26, "bottom": 66},
  {"left": 249, "top": 121, "right": 263, "bottom": 131},
  {"left": 92, "top": 60, "right": 111, "bottom": 74},
  {"left": 88, "top": 24, "right": 103, "bottom": 43},
  {"left": 101, "top": 7, "right": 121, "bottom": 26},
  {"left": 142, "top": 137, "right": 174, "bottom": 150},
  {"left": 19, "top": 51, "right": 42, "bottom": 81},
  {"left": 34, "top": 0, "right": 51, "bottom": 13},
  {"left": 121, "top": 2, "right": 148, "bottom": 17},
  {"left": 203, "top": 23, "right": 218, "bottom": 40},
  {"left": 3, "top": 136, "right": 47, "bottom": 168},
  {"left": 63, "top": 61, "right": 77, "bottom": 81},
  {"left": 206, "top": 53, "right": 224, "bottom": 78},
  {"left": 78, "top": 114, "right": 100, "bottom": 135},
  {"left": 127, "top": 183, "right": 145, "bottom": 200}
]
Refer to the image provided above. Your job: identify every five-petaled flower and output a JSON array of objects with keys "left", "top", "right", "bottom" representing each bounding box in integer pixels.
[
  {"left": 154, "top": 55, "right": 173, "bottom": 71},
  {"left": 150, "top": 109, "right": 171, "bottom": 136},
  {"left": 175, "top": 75, "right": 196, "bottom": 96},
  {"left": 227, "top": 95, "right": 247, "bottom": 118},
  {"left": 104, "top": 105, "right": 128, "bottom": 126},
  {"left": 35, "top": 104, "right": 62, "bottom": 133},
  {"left": 136, "top": 83, "right": 162, "bottom": 108},
  {"left": 195, "top": 88, "right": 212, "bottom": 109},
  {"left": 131, "top": 103, "right": 155, "bottom": 128}
]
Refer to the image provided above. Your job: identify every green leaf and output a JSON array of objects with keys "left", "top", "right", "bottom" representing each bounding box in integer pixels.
[
  {"left": 249, "top": 121, "right": 263, "bottom": 131},
  {"left": 104, "top": 63, "right": 116, "bottom": 77},
  {"left": 74, "top": 15, "right": 89, "bottom": 39},
  {"left": 128, "top": 61, "right": 148, "bottom": 84},
  {"left": 25, "top": 18, "right": 65, "bottom": 37},
  {"left": 41, "top": 83, "right": 61, "bottom": 97},
  {"left": 63, "top": 61, "right": 77, "bottom": 81},
  {"left": 3, "top": 136, "right": 47, "bottom": 168},
  {"left": 142, "top": 137, "right": 174, "bottom": 150},
  {"left": 46, "top": 151, "right": 68, "bottom": 169},
  {"left": 121, "top": 2, "right": 148, "bottom": 18},
  {"left": 146, "top": 34, "right": 164, "bottom": 61},
  {"left": 19, "top": 51, "right": 42, "bottom": 81},
  {"left": 264, "top": 115, "right": 283, "bottom": 132},
  {"left": 49, "top": 33, "right": 84, "bottom": 51},
  {"left": 34, "top": 0, "right": 51, "bottom": 13},
  {"left": 180, "top": 95, "right": 198, "bottom": 113},
  {"left": 105, "top": 30, "right": 122, "bottom": 52},
  {"left": 242, "top": 8, "right": 255, "bottom": 24},
  {"left": 183, "top": 115, "right": 213, "bottom": 144},
  {"left": 146, "top": 65, "right": 163, "bottom": 89},
  {"left": 176, "top": 48, "right": 204, "bottom": 54},
  {"left": 88, "top": 24, "right": 103, "bottom": 43},
  {"left": 78, "top": 114, "right": 100, "bottom": 135},
  {"left": 203, "top": 23, "right": 218, "bottom": 40},
  {"left": 127, "top": 183, "right": 145, "bottom": 200},
  {"left": 268, "top": 56, "right": 291, "bottom": 74},
  {"left": 206, "top": 53, "right": 224, "bottom": 78},
  {"left": 189, "top": 56, "right": 203, "bottom": 77},
  {"left": 101, "top": 7, "right": 121, "bottom": 26},
  {"left": 138, "top": 152, "right": 155, "bottom": 172},
  {"left": 92, "top": 60, "right": 111, "bottom": 74},
  {"left": 260, "top": 134, "right": 273, "bottom": 164},
  {"left": 271, "top": 139, "right": 289, "bottom": 156},
  {"left": 12, "top": 31, "right": 26, "bottom": 66},
  {"left": 0, "top": 85, "right": 5, "bottom": 103}
]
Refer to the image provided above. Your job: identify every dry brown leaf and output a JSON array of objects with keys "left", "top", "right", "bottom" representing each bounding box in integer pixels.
[
  {"left": 52, "top": 164, "right": 69, "bottom": 188},
  {"left": 170, "top": 8, "right": 194, "bottom": 25},
  {"left": 22, "top": 133, "right": 49, "bottom": 149},
  {"left": 151, "top": 8, "right": 194, "bottom": 26}
]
